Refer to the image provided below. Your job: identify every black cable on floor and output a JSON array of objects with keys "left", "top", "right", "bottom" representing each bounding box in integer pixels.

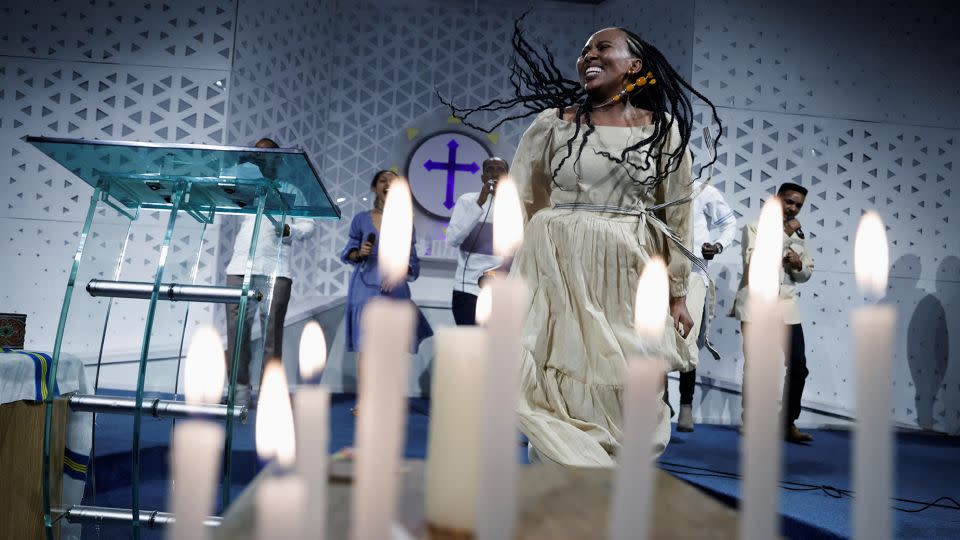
[
  {"left": 659, "top": 460, "right": 959, "bottom": 514},
  {"left": 892, "top": 496, "right": 960, "bottom": 513}
]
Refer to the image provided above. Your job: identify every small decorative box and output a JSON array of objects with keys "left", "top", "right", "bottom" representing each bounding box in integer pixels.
[{"left": 0, "top": 313, "right": 27, "bottom": 349}]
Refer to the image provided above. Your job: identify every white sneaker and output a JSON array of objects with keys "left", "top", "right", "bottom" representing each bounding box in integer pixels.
[
  {"left": 677, "top": 404, "right": 694, "bottom": 432},
  {"left": 234, "top": 384, "right": 252, "bottom": 408}
]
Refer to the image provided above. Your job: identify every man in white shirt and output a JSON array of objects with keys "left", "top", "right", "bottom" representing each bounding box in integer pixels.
[
  {"left": 223, "top": 138, "right": 315, "bottom": 406},
  {"left": 731, "top": 182, "right": 815, "bottom": 443},
  {"left": 445, "top": 157, "right": 508, "bottom": 325},
  {"left": 668, "top": 181, "right": 737, "bottom": 432}
]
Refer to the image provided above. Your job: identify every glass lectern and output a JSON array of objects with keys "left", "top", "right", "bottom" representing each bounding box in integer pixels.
[{"left": 26, "top": 136, "right": 339, "bottom": 539}]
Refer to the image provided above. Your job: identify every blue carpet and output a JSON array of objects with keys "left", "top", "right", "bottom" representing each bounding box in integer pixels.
[
  {"left": 81, "top": 391, "right": 958, "bottom": 539},
  {"left": 659, "top": 424, "right": 960, "bottom": 539}
]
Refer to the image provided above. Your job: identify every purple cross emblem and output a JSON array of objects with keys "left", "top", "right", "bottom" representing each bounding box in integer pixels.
[{"left": 423, "top": 139, "right": 480, "bottom": 209}]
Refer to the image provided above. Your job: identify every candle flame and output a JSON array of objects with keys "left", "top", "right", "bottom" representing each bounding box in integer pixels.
[
  {"left": 255, "top": 362, "right": 296, "bottom": 466},
  {"left": 854, "top": 211, "right": 889, "bottom": 299},
  {"left": 748, "top": 197, "right": 784, "bottom": 301},
  {"left": 298, "top": 321, "right": 327, "bottom": 381},
  {"left": 493, "top": 177, "right": 524, "bottom": 257},
  {"left": 378, "top": 177, "right": 413, "bottom": 289},
  {"left": 634, "top": 257, "right": 669, "bottom": 340},
  {"left": 183, "top": 326, "right": 225, "bottom": 406},
  {"left": 475, "top": 283, "right": 492, "bottom": 325}
]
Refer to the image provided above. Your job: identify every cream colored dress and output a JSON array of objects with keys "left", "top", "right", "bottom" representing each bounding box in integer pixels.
[{"left": 511, "top": 109, "right": 694, "bottom": 467}]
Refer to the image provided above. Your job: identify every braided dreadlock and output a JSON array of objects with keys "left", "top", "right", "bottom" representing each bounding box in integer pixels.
[{"left": 440, "top": 16, "right": 722, "bottom": 189}]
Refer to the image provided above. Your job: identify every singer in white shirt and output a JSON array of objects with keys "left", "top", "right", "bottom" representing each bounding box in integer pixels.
[
  {"left": 445, "top": 157, "right": 508, "bottom": 325},
  {"left": 731, "top": 182, "right": 815, "bottom": 443},
  {"left": 223, "top": 138, "right": 315, "bottom": 406},
  {"left": 668, "top": 180, "right": 737, "bottom": 432}
]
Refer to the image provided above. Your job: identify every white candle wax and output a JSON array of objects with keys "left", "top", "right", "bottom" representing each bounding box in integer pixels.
[
  {"left": 425, "top": 327, "right": 487, "bottom": 532},
  {"left": 475, "top": 276, "right": 528, "bottom": 540},
  {"left": 852, "top": 210, "right": 895, "bottom": 540},
  {"left": 852, "top": 305, "right": 895, "bottom": 540},
  {"left": 609, "top": 257, "right": 669, "bottom": 540},
  {"left": 169, "top": 326, "right": 226, "bottom": 540},
  {"left": 351, "top": 298, "right": 416, "bottom": 540},
  {"left": 257, "top": 473, "right": 306, "bottom": 540},
  {"left": 609, "top": 359, "right": 661, "bottom": 540},
  {"left": 168, "top": 421, "right": 223, "bottom": 540},
  {"left": 295, "top": 387, "right": 329, "bottom": 540},
  {"left": 741, "top": 297, "right": 786, "bottom": 540},
  {"left": 740, "top": 197, "right": 787, "bottom": 540}
]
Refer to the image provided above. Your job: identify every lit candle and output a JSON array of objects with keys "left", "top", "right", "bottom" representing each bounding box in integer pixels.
[
  {"left": 609, "top": 258, "right": 669, "bottom": 540},
  {"left": 168, "top": 326, "right": 225, "bottom": 540},
  {"left": 424, "top": 327, "right": 487, "bottom": 533},
  {"left": 740, "top": 197, "right": 787, "bottom": 540},
  {"left": 476, "top": 177, "right": 529, "bottom": 540},
  {"left": 852, "top": 211, "right": 895, "bottom": 540},
  {"left": 351, "top": 177, "right": 417, "bottom": 540},
  {"left": 378, "top": 177, "right": 414, "bottom": 291},
  {"left": 295, "top": 321, "right": 329, "bottom": 540},
  {"left": 256, "top": 363, "right": 305, "bottom": 540},
  {"left": 475, "top": 283, "right": 492, "bottom": 326}
]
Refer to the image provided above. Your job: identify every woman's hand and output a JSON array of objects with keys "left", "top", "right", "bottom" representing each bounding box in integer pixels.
[
  {"left": 670, "top": 296, "right": 694, "bottom": 338},
  {"left": 357, "top": 241, "right": 374, "bottom": 259}
]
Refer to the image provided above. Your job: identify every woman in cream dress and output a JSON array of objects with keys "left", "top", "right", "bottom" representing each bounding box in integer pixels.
[
  {"left": 512, "top": 107, "right": 694, "bottom": 466},
  {"left": 446, "top": 24, "right": 722, "bottom": 466}
]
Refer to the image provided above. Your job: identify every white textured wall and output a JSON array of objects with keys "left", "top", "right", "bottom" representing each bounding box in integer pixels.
[
  {"left": 683, "top": 0, "right": 960, "bottom": 432},
  {"left": 0, "top": 0, "right": 235, "bottom": 390},
  {"left": 3, "top": 1, "right": 958, "bottom": 431}
]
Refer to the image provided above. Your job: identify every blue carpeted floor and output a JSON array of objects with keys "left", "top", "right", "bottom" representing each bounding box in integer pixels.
[
  {"left": 661, "top": 425, "right": 960, "bottom": 539},
  {"left": 80, "top": 392, "right": 959, "bottom": 539}
]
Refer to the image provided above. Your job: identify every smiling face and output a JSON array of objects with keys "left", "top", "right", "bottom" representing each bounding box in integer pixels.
[
  {"left": 576, "top": 28, "right": 643, "bottom": 101},
  {"left": 371, "top": 171, "right": 396, "bottom": 205}
]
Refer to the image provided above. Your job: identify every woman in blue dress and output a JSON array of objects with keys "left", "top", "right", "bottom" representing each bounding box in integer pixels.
[{"left": 340, "top": 170, "right": 433, "bottom": 412}]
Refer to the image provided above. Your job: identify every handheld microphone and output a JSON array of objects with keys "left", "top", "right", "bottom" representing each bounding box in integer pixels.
[
  {"left": 785, "top": 217, "right": 805, "bottom": 239},
  {"left": 359, "top": 232, "right": 376, "bottom": 271},
  {"left": 364, "top": 233, "right": 376, "bottom": 259}
]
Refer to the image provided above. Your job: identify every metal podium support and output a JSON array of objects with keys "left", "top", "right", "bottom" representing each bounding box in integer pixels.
[{"left": 26, "top": 137, "right": 339, "bottom": 540}]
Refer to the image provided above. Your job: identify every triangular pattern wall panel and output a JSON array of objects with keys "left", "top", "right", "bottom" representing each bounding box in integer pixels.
[
  {"left": 0, "top": 0, "right": 236, "bottom": 70},
  {"left": 0, "top": 1, "right": 232, "bottom": 357}
]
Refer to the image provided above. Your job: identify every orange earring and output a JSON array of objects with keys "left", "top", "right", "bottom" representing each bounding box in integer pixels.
[{"left": 601, "top": 71, "right": 656, "bottom": 107}]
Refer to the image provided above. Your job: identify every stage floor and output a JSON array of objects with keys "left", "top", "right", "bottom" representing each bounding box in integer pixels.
[{"left": 82, "top": 392, "right": 959, "bottom": 539}]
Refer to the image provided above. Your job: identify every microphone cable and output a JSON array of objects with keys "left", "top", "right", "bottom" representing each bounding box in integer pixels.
[{"left": 459, "top": 189, "right": 495, "bottom": 295}]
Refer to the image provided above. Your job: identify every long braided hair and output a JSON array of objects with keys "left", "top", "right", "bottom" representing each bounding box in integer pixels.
[{"left": 440, "top": 17, "right": 722, "bottom": 189}]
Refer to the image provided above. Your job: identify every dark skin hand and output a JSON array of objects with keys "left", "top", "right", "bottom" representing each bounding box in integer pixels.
[
  {"left": 671, "top": 296, "right": 694, "bottom": 338},
  {"left": 477, "top": 180, "right": 496, "bottom": 207},
  {"left": 356, "top": 240, "right": 373, "bottom": 259},
  {"left": 701, "top": 242, "right": 721, "bottom": 260},
  {"left": 780, "top": 190, "right": 806, "bottom": 272},
  {"left": 783, "top": 250, "right": 802, "bottom": 271},
  {"left": 347, "top": 172, "right": 395, "bottom": 263},
  {"left": 477, "top": 158, "right": 508, "bottom": 207},
  {"left": 784, "top": 217, "right": 802, "bottom": 236}
]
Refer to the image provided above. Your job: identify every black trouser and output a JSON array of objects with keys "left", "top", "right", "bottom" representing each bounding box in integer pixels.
[
  {"left": 782, "top": 324, "right": 809, "bottom": 424},
  {"left": 451, "top": 290, "right": 478, "bottom": 326},
  {"left": 664, "top": 369, "right": 697, "bottom": 406},
  {"left": 742, "top": 323, "right": 810, "bottom": 425},
  {"left": 225, "top": 274, "right": 292, "bottom": 386}
]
